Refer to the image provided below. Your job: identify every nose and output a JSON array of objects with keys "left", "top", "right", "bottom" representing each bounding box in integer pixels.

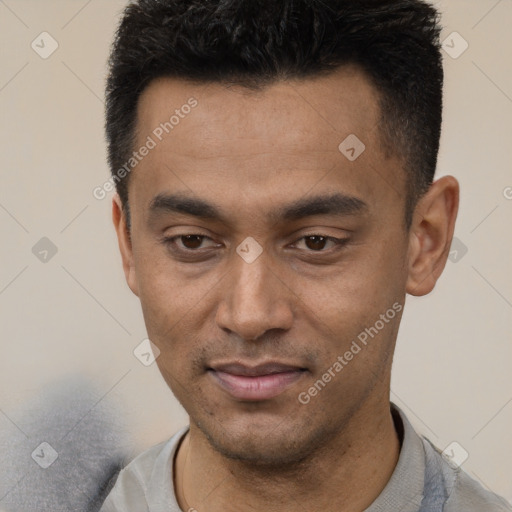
[{"left": 215, "top": 249, "right": 294, "bottom": 341}]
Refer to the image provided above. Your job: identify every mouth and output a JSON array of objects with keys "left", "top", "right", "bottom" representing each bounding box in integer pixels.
[{"left": 207, "top": 362, "right": 308, "bottom": 401}]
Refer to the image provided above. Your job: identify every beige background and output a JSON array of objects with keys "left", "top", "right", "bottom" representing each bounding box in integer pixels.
[{"left": 0, "top": 0, "right": 511, "bottom": 504}]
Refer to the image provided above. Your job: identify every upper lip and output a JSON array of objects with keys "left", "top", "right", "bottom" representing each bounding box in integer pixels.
[{"left": 209, "top": 362, "right": 306, "bottom": 377}]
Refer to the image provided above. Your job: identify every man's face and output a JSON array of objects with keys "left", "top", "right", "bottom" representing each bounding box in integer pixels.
[{"left": 120, "top": 67, "right": 412, "bottom": 464}]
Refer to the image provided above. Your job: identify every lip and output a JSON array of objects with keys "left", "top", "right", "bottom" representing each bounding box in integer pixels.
[{"left": 208, "top": 362, "right": 307, "bottom": 401}]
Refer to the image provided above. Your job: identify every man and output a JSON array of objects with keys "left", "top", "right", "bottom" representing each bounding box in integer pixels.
[{"left": 100, "top": 0, "right": 511, "bottom": 511}]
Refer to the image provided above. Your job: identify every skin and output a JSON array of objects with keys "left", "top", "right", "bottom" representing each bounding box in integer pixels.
[{"left": 112, "top": 65, "right": 459, "bottom": 512}]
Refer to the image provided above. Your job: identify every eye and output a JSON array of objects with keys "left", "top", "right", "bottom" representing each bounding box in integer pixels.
[
  {"left": 163, "top": 234, "right": 219, "bottom": 252},
  {"left": 293, "top": 235, "right": 348, "bottom": 252}
]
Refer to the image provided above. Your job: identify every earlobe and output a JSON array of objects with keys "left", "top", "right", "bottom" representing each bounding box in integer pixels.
[
  {"left": 406, "top": 176, "right": 459, "bottom": 296},
  {"left": 112, "top": 194, "right": 139, "bottom": 297}
]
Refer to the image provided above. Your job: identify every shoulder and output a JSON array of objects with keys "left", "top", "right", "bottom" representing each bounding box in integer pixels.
[
  {"left": 422, "top": 438, "right": 512, "bottom": 512},
  {"left": 99, "top": 426, "right": 188, "bottom": 512},
  {"left": 444, "top": 467, "right": 512, "bottom": 512}
]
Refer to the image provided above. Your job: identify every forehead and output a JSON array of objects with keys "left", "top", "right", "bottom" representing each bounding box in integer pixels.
[
  {"left": 137, "top": 65, "right": 380, "bottom": 152},
  {"left": 130, "top": 66, "right": 403, "bottom": 219}
]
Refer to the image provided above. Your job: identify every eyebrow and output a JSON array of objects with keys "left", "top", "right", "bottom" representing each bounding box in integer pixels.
[
  {"left": 149, "top": 193, "right": 228, "bottom": 223},
  {"left": 276, "top": 193, "right": 367, "bottom": 222},
  {"left": 148, "top": 192, "right": 367, "bottom": 224}
]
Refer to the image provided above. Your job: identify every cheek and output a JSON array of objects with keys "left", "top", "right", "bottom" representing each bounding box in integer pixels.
[
  {"left": 133, "top": 248, "right": 221, "bottom": 363},
  {"left": 134, "top": 242, "right": 201, "bottom": 318},
  {"left": 302, "top": 251, "right": 404, "bottom": 316},
  {"left": 340, "top": 233, "right": 408, "bottom": 306},
  {"left": 294, "top": 240, "right": 406, "bottom": 359},
  {"left": 298, "top": 285, "right": 401, "bottom": 406}
]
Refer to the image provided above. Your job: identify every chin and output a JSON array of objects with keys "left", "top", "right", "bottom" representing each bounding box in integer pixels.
[{"left": 194, "top": 415, "right": 334, "bottom": 467}]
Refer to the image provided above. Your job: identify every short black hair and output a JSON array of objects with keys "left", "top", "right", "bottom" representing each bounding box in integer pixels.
[{"left": 105, "top": 0, "right": 443, "bottom": 228}]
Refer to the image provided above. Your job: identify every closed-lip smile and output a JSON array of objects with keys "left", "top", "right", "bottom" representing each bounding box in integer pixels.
[{"left": 208, "top": 361, "right": 307, "bottom": 401}]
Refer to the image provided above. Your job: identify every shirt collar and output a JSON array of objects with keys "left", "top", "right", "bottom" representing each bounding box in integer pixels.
[
  {"left": 364, "top": 403, "right": 426, "bottom": 512},
  {"left": 145, "top": 402, "right": 426, "bottom": 512}
]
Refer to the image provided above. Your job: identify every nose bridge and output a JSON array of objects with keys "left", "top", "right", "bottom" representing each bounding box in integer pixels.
[
  {"left": 234, "top": 254, "right": 271, "bottom": 305},
  {"left": 216, "top": 249, "right": 292, "bottom": 340}
]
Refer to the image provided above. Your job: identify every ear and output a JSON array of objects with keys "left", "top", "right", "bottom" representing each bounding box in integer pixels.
[
  {"left": 406, "top": 176, "right": 459, "bottom": 296},
  {"left": 112, "top": 194, "right": 139, "bottom": 297}
]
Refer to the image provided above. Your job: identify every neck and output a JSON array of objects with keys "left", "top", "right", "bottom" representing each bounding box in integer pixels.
[{"left": 174, "top": 398, "right": 400, "bottom": 512}]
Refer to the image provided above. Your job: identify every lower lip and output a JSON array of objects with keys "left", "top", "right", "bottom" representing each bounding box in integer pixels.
[{"left": 209, "top": 370, "right": 305, "bottom": 401}]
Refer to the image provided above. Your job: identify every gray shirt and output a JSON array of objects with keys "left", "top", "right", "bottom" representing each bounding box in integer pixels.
[{"left": 100, "top": 404, "right": 511, "bottom": 511}]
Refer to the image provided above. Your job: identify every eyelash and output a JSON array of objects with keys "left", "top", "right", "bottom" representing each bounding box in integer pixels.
[{"left": 161, "top": 233, "right": 349, "bottom": 256}]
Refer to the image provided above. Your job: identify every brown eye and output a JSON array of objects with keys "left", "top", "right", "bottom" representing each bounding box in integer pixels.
[
  {"left": 180, "top": 235, "right": 204, "bottom": 249},
  {"left": 162, "top": 233, "right": 220, "bottom": 255},
  {"left": 304, "top": 236, "right": 328, "bottom": 251},
  {"left": 292, "top": 234, "right": 348, "bottom": 253}
]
